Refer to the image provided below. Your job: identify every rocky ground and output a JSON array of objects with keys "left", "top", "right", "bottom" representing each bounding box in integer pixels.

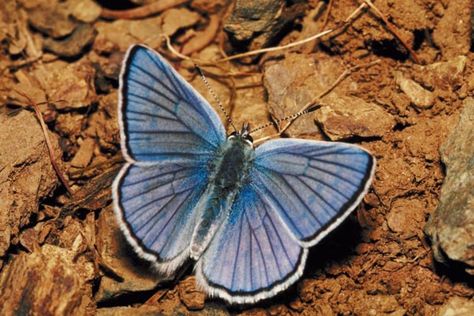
[{"left": 0, "top": 0, "right": 473, "bottom": 315}]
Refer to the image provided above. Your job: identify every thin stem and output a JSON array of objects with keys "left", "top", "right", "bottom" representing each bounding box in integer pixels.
[
  {"left": 15, "top": 94, "right": 75, "bottom": 197},
  {"left": 362, "top": 0, "right": 420, "bottom": 63},
  {"left": 216, "top": 29, "right": 334, "bottom": 63}
]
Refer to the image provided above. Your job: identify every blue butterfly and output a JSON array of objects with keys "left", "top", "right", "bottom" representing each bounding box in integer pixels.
[{"left": 112, "top": 45, "right": 375, "bottom": 304}]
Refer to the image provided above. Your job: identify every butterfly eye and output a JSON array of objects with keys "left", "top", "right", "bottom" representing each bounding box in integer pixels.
[{"left": 244, "top": 134, "right": 253, "bottom": 144}]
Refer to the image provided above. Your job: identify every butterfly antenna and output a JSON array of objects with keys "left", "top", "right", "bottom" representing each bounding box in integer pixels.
[
  {"left": 249, "top": 107, "right": 317, "bottom": 134},
  {"left": 195, "top": 65, "right": 238, "bottom": 133}
]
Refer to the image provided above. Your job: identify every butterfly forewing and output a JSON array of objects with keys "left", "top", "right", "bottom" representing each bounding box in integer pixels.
[{"left": 119, "top": 45, "right": 226, "bottom": 163}]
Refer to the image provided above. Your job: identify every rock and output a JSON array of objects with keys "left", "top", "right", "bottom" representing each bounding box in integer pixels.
[
  {"left": 97, "top": 303, "right": 229, "bottom": 316},
  {"left": 161, "top": 8, "right": 201, "bottom": 37},
  {"left": 386, "top": 199, "right": 425, "bottom": 239},
  {"left": 97, "top": 305, "right": 164, "bottom": 316},
  {"left": 224, "top": 0, "right": 306, "bottom": 51},
  {"left": 44, "top": 23, "right": 97, "bottom": 58},
  {"left": 191, "top": 0, "right": 227, "bottom": 14},
  {"left": 87, "top": 92, "right": 120, "bottom": 153},
  {"left": 263, "top": 53, "right": 346, "bottom": 138},
  {"left": 395, "top": 72, "right": 434, "bottom": 109},
  {"left": 28, "top": 2, "right": 78, "bottom": 38},
  {"left": 423, "top": 56, "right": 467, "bottom": 91},
  {"left": 8, "top": 60, "right": 97, "bottom": 110},
  {"left": 95, "top": 205, "right": 162, "bottom": 302},
  {"left": 178, "top": 276, "right": 206, "bottom": 311},
  {"left": 411, "top": 56, "right": 468, "bottom": 99},
  {"left": 95, "top": 16, "right": 163, "bottom": 51},
  {"left": 70, "top": 137, "right": 95, "bottom": 168},
  {"left": 438, "top": 297, "right": 474, "bottom": 316},
  {"left": 432, "top": 0, "right": 472, "bottom": 59},
  {"left": 315, "top": 94, "right": 396, "bottom": 140},
  {"left": 0, "top": 110, "right": 61, "bottom": 256},
  {"left": 0, "top": 244, "right": 94, "bottom": 315},
  {"left": 69, "top": 0, "right": 102, "bottom": 23},
  {"left": 424, "top": 98, "right": 474, "bottom": 273}
]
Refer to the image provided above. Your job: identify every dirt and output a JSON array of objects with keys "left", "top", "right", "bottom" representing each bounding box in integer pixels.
[{"left": 0, "top": 0, "right": 473, "bottom": 315}]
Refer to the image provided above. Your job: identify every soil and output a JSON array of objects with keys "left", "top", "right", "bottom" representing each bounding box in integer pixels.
[{"left": 0, "top": 0, "right": 473, "bottom": 315}]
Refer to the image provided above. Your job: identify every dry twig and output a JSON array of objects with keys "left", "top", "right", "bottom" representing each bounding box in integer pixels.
[
  {"left": 101, "top": 0, "right": 188, "bottom": 20},
  {"left": 182, "top": 15, "right": 221, "bottom": 56},
  {"left": 13, "top": 90, "right": 73, "bottom": 196},
  {"left": 362, "top": 0, "right": 420, "bottom": 63}
]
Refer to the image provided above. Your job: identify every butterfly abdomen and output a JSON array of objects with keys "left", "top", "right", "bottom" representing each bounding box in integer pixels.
[{"left": 190, "top": 137, "right": 255, "bottom": 258}]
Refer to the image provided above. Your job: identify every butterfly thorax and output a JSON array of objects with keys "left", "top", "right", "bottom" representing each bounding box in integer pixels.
[
  {"left": 190, "top": 136, "right": 255, "bottom": 258},
  {"left": 208, "top": 136, "right": 255, "bottom": 192}
]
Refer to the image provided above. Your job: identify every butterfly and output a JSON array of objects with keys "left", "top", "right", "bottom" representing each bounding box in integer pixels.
[{"left": 112, "top": 44, "right": 375, "bottom": 304}]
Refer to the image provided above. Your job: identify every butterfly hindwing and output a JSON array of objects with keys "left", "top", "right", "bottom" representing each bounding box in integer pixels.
[
  {"left": 119, "top": 44, "right": 226, "bottom": 163},
  {"left": 253, "top": 139, "right": 375, "bottom": 246},
  {"left": 196, "top": 185, "right": 307, "bottom": 304},
  {"left": 113, "top": 162, "right": 209, "bottom": 274}
]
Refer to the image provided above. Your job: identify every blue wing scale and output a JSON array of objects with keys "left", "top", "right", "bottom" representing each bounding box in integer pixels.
[
  {"left": 119, "top": 45, "right": 226, "bottom": 163},
  {"left": 113, "top": 162, "right": 209, "bottom": 274},
  {"left": 253, "top": 139, "right": 375, "bottom": 246},
  {"left": 196, "top": 185, "right": 307, "bottom": 304}
]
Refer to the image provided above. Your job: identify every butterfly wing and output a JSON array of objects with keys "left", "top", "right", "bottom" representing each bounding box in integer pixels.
[
  {"left": 196, "top": 139, "right": 374, "bottom": 303},
  {"left": 252, "top": 139, "right": 375, "bottom": 246},
  {"left": 113, "top": 162, "right": 209, "bottom": 274},
  {"left": 119, "top": 44, "right": 226, "bottom": 163},
  {"left": 195, "top": 185, "right": 307, "bottom": 304},
  {"left": 113, "top": 45, "right": 226, "bottom": 274}
]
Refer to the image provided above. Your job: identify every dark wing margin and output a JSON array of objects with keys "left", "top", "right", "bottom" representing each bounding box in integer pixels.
[
  {"left": 119, "top": 44, "right": 226, "bottom": 163},
  {"left": 196, "top": 185, "right": 307, "bottom": 304},
  {"left": 112, "top": 162, "right": 209, "bottom": 275},
  {"left": 253, "top": 138, "right": 375, "bottom": 247}
]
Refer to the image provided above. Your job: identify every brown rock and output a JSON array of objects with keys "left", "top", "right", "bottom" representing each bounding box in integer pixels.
[
  {"left": 97, "top": 305, "right": 164, "bottom": 316},
  {"left": 95, "top": 16, "right": 163, "bottom": 51},
  {"left": 68, "top": 0, "right": 102, "bottom": 23},
  {"left": 70, "top": 137, "right": 95, "bottom": 168},
  {"left": 395, "top": 72, "right": 434, "bottom": 109},
  {"left": 0, "top": 110, "right": 61, "bottom": 256},
  {"left": 315, "top": 94, "right": 396, "bottom": 140},
  {"left": 386, "top": 199, "right": 425, "bottom": 238},
  {"left": 263, "top": 53, "right": 347, "bottom": 138},
  {"left": 178, "top": 276, "right": 206, "bottom": 310},
  {"left": 224, "top": 0, "right": 306, "bottom": 51},
  {"left": 95, "top": 205, "right": 162, "bottom": 302},
  {"left": 0, "top": 244, "right": 94, "bottom": 315},
  {"left": 28, "top": 2, "right": 78, "bottom": 38},
  {"left": 438, "top": 297, "right": 474, "bottom": 316},
  {"left": 44, "top": 23, "right": 97, "bottom": 58},
  {"left": 97, "top": 303, "right": 229, "bottom": 316},
  {"left": 422, "top": 56, "right": 467, "bottom": 92},
  {"left": 425, "top": 98, "right": 474, "bottom": 272},
  {"left": 161, "top": 8, "right": 201, "bottom": 37},
  {"left": 8, "top": 60, "right": 97, "bottom": 110},
  {"left": 191, "top": 0, "right": 227, "bottom": 14}
]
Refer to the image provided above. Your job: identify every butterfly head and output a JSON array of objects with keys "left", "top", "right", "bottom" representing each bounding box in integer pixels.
[{"left": 228, "top": 123, "right": 253, "bottom": 146}]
